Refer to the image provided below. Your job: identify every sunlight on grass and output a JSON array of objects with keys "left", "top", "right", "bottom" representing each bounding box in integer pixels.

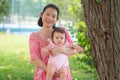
[{"left": 0, "top": 33, "right": 35, "bottom": 80}]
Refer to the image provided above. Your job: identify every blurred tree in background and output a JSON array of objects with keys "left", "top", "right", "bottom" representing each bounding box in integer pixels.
[
  {"left": 0, "top": 0, "right": 10, "bottom": 21},
  {"left": 13, "top": 0, "right": 45, "bottom": 17},
  {"left": 0, "top": 0, "right": 45, "bottom": 23}
]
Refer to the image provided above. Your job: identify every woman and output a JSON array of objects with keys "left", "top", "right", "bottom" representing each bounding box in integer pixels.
[{"left": 29, "top": 4, "right": 80, "bottom": 80}]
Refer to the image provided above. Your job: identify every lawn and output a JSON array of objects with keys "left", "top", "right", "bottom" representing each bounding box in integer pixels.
[
  {"left": 0, "top": 33, "right": 98, "bottom": 80},
  {"left": 0, "top": 33, "right": 35, "bottom": 80}
]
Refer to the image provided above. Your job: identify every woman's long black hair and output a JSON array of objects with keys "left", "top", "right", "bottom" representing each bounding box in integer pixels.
[{"left": 38, "top": 4, "right": 59, "bottom": 29}]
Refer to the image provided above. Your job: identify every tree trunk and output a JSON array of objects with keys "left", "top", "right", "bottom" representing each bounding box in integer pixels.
[{"left": 81, "top": 0, "right": 120, "bottom": 80}]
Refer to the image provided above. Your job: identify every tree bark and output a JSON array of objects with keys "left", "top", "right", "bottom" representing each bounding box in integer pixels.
[{"left": 81, "top": 0, "right": 120, "bottom": 80}]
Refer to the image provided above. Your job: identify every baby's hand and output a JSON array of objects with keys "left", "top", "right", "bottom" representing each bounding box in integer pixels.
[
  {"left": 68, "top": 43, "right": 74, "bottom": 49},
  {"left": 70, "top": 44, "right": 84, "bottom": 53}
]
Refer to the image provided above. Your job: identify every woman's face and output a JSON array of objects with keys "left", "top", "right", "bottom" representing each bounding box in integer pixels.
[{"left": 41, "top": 7, "right": 58, "bottom": 28}]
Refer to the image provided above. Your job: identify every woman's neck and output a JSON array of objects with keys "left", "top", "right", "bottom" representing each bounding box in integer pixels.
[
  {"left": 41, "top": 27, "right": 53, "bottom": 32},
  {"left": 38, "top": 27, "right": 53, "bottom": 39}
]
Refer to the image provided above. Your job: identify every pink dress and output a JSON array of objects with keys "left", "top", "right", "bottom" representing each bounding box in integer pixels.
[
  {"left": 29, "top": 28, "right": 73, "bottom": 80},
  {"left": 47, "top": 39, "right": 69, "bottom": 72}
]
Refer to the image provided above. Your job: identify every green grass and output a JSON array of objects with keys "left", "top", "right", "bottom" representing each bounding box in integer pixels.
[
  {"left": 0, "top": 33, "right": 35, "bottom": 80},
  {"left": 0, "top": 33, "right": 98, "bottom": 80}
]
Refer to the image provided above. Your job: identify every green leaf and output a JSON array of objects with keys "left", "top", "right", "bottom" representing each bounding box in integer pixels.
[{"left": 96, "top": 0, "right": 101, "bottom": 3}]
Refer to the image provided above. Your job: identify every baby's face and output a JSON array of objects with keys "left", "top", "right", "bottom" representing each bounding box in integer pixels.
[{"left": 53, "top": 32, "right": 65, "bottom": 46}]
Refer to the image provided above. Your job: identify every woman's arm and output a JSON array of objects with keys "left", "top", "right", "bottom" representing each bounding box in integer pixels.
[
  {"left": 29, "top": 33, "right": 49, "bottom": 72},
  {"left": 31, "top": 58, "right": 47, "bottom": 72},
  {"left": 32, "top": 46, "right": 53, "bottom": 71},
  {"left": 30, "top": 47, "right": 48, "bottom": 72}
]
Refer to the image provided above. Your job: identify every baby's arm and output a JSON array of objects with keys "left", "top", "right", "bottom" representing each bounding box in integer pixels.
[
  {"left": 71, "top": 44, "right": 84, "bottom": 53},
  {"left": 61, "top": 44, "right": 84, "bottom": 56},
  {"left": 62, "top": 47, "right": 75, "bottom": 54},
  {"left": 50, "top": 43, "right": 84, "bottom": 56}
]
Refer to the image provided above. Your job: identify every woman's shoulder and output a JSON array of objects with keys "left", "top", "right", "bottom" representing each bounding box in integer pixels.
[
  {"left": 29, "top": 32, "right": 38, "bottom": 38},
  {"left": 29, "top": 32, "right": 48, "bottom": 43},
  {"left": 29, "top": 32, "right": 42, "bottom": 41}
]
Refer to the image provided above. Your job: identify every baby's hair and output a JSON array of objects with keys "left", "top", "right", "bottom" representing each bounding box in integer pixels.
[{"left": 52, "top": 27, "right": 66, "bottom": 39}]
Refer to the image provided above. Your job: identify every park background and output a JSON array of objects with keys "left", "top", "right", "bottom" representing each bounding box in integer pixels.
[{"left": 0, "top": 0, "right": 98, "bottom": 80}]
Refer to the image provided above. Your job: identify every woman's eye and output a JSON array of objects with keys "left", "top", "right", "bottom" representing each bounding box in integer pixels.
[
  {"left": 53, "top": 15, "right": 56, "bottom": 18},
  {"left": 46, "top": 14, "right": 49, "bottom": 16}
]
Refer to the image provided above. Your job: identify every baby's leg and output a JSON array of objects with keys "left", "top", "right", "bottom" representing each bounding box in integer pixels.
[
  {"left": 58, "top": 67, "right": 67, "bottom": 80},
  {"left": 46, "top": 63, "right": 56, "bottom": 80}
]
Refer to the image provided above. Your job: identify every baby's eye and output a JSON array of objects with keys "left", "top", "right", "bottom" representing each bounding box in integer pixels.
[{"left": 56, "top": 37, "right": 59, "bottom": 39}]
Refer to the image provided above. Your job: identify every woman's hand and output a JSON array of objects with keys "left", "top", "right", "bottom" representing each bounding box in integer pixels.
[
  {"left": 53, "top": 70, "right": 63, "bottom": 78},
  {"left": 53, "top": 72, "right": 60, "bottom": 78},
  {"left": 30, "top": 58, "right": 47, "bottom": 72},
  {"left": 41, "top": 45, "right": 52, "bottom": 55},
  {"left": 51, "top": 46, "right": 62, "bottom": 56}
]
